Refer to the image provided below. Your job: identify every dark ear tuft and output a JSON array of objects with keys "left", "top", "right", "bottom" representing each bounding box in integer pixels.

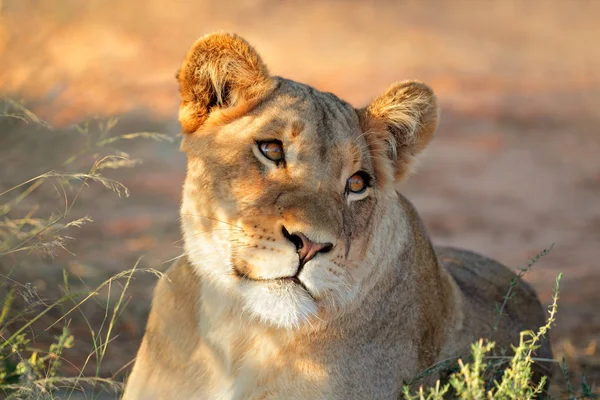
[
  {"left": 362, "top": 80, "right": 439, "bottom": 182},
  {"left": 177, "top": 32, "right": 275, "bottom": 133}
]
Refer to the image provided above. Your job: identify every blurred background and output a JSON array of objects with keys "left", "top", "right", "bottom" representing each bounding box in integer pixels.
[{"left": 1, "top": 0, "right": 599, "bottom": 397}]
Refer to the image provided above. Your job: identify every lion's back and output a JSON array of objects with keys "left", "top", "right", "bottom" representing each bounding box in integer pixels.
[{"left": 435, "top": 246, "right": 552, "bottom": 378}]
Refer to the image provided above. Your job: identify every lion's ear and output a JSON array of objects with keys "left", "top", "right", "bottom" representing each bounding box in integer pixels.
[
  {"left": 362, "top": 81, "right": 439, "bottom": 182},
  {"left": 177, "top": 33, "right": 275, "bottom": 133}
]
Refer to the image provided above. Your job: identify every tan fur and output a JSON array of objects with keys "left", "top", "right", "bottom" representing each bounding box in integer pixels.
[{"left": 123, "top": 33, "right": 551, "bottom": 399}]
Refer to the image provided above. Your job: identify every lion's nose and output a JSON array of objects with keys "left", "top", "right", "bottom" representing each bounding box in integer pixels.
[{"left": 282, "top": 226, "right": 333, "bottom": 265}]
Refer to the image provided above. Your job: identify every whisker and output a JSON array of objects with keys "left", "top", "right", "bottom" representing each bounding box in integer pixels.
[
  {"left": 175, "top": 227, "right": 243, "bottom": 243},
  {"left": 179, "top": 213, "right": 245, "bottom": 231}
]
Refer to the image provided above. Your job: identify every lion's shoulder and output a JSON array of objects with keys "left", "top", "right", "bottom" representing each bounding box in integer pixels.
[{"left": 436, "top": 246, "right": 539, "bottom": 308}]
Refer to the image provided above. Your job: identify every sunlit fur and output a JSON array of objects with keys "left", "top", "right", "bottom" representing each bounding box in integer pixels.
[{"left": 123, "top": 33, "right": 551, "bottom": 399}]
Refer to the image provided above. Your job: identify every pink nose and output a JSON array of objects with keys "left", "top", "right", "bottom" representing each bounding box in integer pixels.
[{"left": 282, "top": 227, "right": 333, "bottom": 265}]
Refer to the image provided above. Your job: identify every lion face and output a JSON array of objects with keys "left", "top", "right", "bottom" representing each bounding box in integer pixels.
[{"left": 177, "top": 33, "right": 438, "bottom": 329}]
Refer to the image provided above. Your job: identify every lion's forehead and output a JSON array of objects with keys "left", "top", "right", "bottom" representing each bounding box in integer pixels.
[
  {"left": 264, "top": 78, "right": 361, "bottom": 140},
  {"left": 229, "top": 79, "right": 371, "bottom": 173}
]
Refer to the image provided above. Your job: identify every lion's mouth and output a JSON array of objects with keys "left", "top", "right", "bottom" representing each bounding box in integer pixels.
[{"left": 232, "top": 265, "right": 315, "bottom": 299}]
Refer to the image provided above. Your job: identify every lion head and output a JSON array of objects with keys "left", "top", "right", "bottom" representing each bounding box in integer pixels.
[{"left": 177, "top": 33, "right": 438, "bottom": 329}]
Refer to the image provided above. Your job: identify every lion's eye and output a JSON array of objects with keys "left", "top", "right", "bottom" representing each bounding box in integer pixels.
[
  {"left": 346, "top": 172, "right": 370, "bottom": 195},
  {"left": 258, "top": 141, "right": 284, "bottom": 163}
]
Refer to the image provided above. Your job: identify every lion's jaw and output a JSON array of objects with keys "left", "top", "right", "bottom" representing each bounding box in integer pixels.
[{"left": 180, "top": 209, "right": 320, "bottom": 329}]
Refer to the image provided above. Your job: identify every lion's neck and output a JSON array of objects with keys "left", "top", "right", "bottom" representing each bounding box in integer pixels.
[{"left": 195, "top": 278, "right": 328, "bottom": 392}]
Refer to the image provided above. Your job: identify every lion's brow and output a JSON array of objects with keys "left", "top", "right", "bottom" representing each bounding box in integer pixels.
[{"left": 257, "top": 118, "right": 287, "bottom": 138}]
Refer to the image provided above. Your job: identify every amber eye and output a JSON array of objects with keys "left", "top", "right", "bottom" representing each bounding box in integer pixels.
[
  {"left": 258, "top": 141, "right": 284, "bottom": 163},
  {"left": 347, "top": 172, "right": 370, "bottom": 194}
]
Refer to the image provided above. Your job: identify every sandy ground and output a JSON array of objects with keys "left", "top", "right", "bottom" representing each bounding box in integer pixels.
[{"left": 1, "top": 0, "right": 599, "bottom": 396}]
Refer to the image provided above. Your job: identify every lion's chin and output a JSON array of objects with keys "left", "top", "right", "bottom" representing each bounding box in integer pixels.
[{"left": 239, "top": 279, "right": 317, "bottom": 330}]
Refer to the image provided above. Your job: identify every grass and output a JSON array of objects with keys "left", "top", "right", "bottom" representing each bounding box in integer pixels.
[
  {"left": 0, "top": 99, "right": 597, "bottom": 399},
  {"left": 400, "top": 248, "right": 597, "bottom": 399},
  {"left": 402, "top": 273, "right": 561, "bottom": 400},
  {"left": 0, "top": 99, "right": 169, "bottom": 399}
]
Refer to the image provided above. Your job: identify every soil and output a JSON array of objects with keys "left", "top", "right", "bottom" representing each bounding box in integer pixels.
[{"left": 1, "top": 0, "right": 598, "bottom": 397}]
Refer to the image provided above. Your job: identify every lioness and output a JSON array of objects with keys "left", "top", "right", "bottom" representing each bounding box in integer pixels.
[{"left": 122, "top": 33, "right": 551, "bottom": 399}]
